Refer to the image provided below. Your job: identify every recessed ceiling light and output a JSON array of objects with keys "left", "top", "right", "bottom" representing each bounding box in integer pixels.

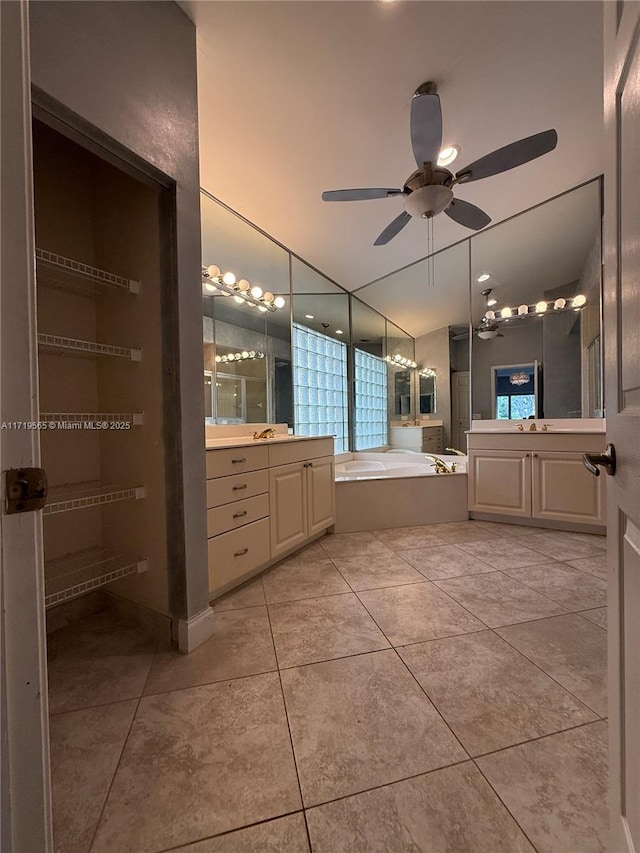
[
  {"left": 437, "top": 145, "right": 460, "bottom": 167},
  {"left": 335, "top": 329, "right": 344, "bottom": 335},
  {"left": 477, "top": 273, "right": 491, "bottom": 283},
  {"left": 304, "top": 314, "right": 314, "bottom": 319}
]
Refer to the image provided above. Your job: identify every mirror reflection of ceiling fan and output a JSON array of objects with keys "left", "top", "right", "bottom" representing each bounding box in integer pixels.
[
  {"left": 450, "top": 324, "right": 504, "bottom": 342},
  {"left": 322, "top": 81, "right": 558, "bottom": 245}
]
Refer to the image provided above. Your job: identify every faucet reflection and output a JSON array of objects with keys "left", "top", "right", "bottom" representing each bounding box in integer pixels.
[
  {"left": 253, "top": 428, "right": 276, "bottom": 440},
  {"left": 424, "top": 454, "right": 456, "bottom": 474}
]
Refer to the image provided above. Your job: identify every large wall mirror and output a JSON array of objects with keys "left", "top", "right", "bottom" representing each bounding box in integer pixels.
[
  {"left": 201, "top": 192, "right": 293, "bottom": 425},
  {"left": 470, "top": 179, "right": 602, "bottom": 421},
  {"left": 291, "top": 257, "right": 350, "bottom": 452}
]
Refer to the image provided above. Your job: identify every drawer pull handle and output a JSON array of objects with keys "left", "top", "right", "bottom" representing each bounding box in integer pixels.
[
  {"left": 231, "top": 458, "right": 247, "bottom": 464},
  {"left": 232, "top": 484, "right": 247, "bottom": 491},
  {"left": 233, "top": 510, "right": 248, "bottom": 519},
  {"left": 234, "top": 548, "right": 248, "bottom": 557}
]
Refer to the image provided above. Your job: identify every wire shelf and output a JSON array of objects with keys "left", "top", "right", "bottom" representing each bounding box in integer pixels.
[
  {"left": 44, "top": 481, "right": 145, "bottom": 515},
  {"left": 38, "top": 333, "right": 142, "bottom": 361},
  {"left": 36, "top": 248, "right": 140, "bottom": 296},
  {"left": 40, "top": 412, "right": 144, "bottom": 426},
  {"left": 45, "top": 547, "right": 147, "bottom": 608}
]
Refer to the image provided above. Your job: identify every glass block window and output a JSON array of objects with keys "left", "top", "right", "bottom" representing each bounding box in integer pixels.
[
  {"left": 354, "top": 349, "right": 388, "bottom": 449},
  {"left": 293, "top": 323, "right": 348, "bottom": 453}
]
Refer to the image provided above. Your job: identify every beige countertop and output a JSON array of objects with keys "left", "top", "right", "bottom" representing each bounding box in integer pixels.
[{"left": 205, "top": 434, "right": 334, "bottom": 450}]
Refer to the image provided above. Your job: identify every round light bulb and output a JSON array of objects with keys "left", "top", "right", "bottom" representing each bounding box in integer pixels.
[
  {"left": 235, "top": 353, "right": 242, "bottom": 360},
  {"left": 554, "top": 298, "right": 567, "bottom": 310},
  {"left": 241, "top": 351, "right": 249, "bottom": 359},
  {"left": 518, "top": 304, "right": 529, "bottom": 316},
  {"left": 250, "top": 285, "right": 263, "bottom": 299},
  {"left": 207, "top": 264, "right": 220, "bottom": 279},
  {"left": 215, "top": 355, "right": 222, "bottom": 362},
  {"left": 573, "top": 294, "right": 586, "bottom": 308},
  {"left": 221, "top": 355, "right": 228, "bottom": 363},
  {"left": 501, "top": 306, "right": 513, "bottom": 319},
  {"left": 535, "top": 301, "right": 548, "bottom": 314},
  {"left": 274, "top": 296, "right": 286, "bottom": 309},
  {"left": 233, "top": 295, "right": 244, "bottom": 304},
  {"left": 263, "top": 291, "right": 275, "bottom": 303},
  {"left": 477, "top": 273, "right": 491, "bottom": 283},
  {"left": 249, "top": 351, "right": 256, "bottom": 358},
  {"left": 222, "top": 271, "right": 236, "bottom": 286},
  {"left": 485, "top": 310, "right": 495, "bottom": 321},
  {"left": 226, "top": 353, "right": 235, "bottom": 361},
  {"left": 238, "top": 279, "right": 250, "bottom": 292},
  {"left": 258, "top": 305, "right": 268, "bottom": 313}
]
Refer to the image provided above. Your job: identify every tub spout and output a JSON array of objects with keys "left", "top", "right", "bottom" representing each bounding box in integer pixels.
[
  {"left": 445, "top": 447, "right": 466, "bottom": 456},
  {"left": 424, "top": 454, "right": 454, "bottom": 474}
]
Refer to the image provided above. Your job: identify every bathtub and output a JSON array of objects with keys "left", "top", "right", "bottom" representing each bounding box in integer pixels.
[{"left": 333, "top": 452, "right": 468, "bottom": 533}]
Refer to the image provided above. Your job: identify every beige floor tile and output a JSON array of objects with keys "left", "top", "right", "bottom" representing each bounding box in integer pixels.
[
  {"left": 263, "top": 559, "right": 350, "bottom": 604},
  {"left": 50, "top": 699, "right": 136, "bottom": 853},
  {"left": 497, "top": 614, "right": 608, "bottom": 715},
  {"left": 305, "top": 762, "right": 534, "bottom": 853},
  {"left": 92, "top": 673, "right": 302, "bottom": 852},
  {"left": 280, "top": 650, "right": 466, "bottom": 806},
  {"left": 580, "top": 607, "right": 608, "bottom": 630},
  {"left": 505, "top": 562, "right": 607, "bottom": 611},
  {"left": 435, "top": 572, "right": 565, "bottom": 628},
  {"left": 518, "top": 531, "right": 606, "bottom": 561},
  {"left": 47, "top": 612, "right": 156, "bottom": 714},
  {"left": 402, "top": 544, "right": 494, "bottom": 580},
  {"left": 269, "top": 593, "right": 389, "bottom": 668},
  {"left": 423, "top": 521, "right": 499, "bottom": 544},
  {"left": 399, "top": 631, "right": 596, "bottom": 756},
  {"left": 456, "top": 538, "right": 552, "bottom": 570},
  {"left": 169, "top": 813, "right": 309, "bottom": 852},
  {"left": 319, "top": 532, "right": 397, "bottom": 559},
  {"left": 477, "top": 722, "right": 609, "bottom": 853},
  {"left": 144, "top": 607, "right": 276, "bottom": 695},
  {"left": 212, "top": 575, "right": 265, "bottom": 611},
  {"left": 566, "top": 553, "right": 608, "bottom": 579},
  {"left": 371, "top": 525, "right": 445, "bottom": 550},
  {"left": 330, "top": 552, "right": 424, "bottom": 591},
  {"left": 272, "top": 541, "right": 328, "bottom": 568},
  {"left": 357, "top": 582, "right": 485, "bottom": 645}
]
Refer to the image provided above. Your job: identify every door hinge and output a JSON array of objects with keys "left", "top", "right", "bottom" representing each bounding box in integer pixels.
[{"left": 5, "top": 467, "right": 48, "bottom": 514}]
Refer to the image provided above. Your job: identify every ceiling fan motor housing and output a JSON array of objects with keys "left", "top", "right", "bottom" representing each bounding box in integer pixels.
[{"left": 404, "top": 185, "right": 454, "bottom": 219}]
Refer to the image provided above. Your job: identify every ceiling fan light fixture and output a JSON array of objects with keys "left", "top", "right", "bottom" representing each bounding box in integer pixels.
[
  {"left": 477, "top": 329, "right": 499, "bottom": 340},
  {"left": 437, "top": 145, "right": 460, "bottom": 167},
  {"left": 404, "top": 185, "right": 453, "bottom": 219}
]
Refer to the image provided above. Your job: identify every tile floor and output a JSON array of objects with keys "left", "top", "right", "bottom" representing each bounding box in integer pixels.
[{"left": 48, "top": 521, "right": 609, "bottom": 853}]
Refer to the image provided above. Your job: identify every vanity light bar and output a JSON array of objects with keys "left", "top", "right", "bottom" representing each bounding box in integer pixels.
[
  {"left": 215, "top": 351, "right": 265, "bottom": 363},
  {"left": 385, "top": 353, "right": 417, "bottom": 369},
  {"left": 419, "top": 367, "right": 436, "bottom": 378},
  {"left": 202, "top": 265, "right": 286, "bottom": 313},
  {"left": 485, "top": 294, "right": 586, "bottom": 322}
]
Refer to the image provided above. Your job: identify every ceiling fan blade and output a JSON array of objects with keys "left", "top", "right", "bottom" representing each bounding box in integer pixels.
[
  {"left": 444, "top": 198, "right": 491, "bottom": 231},
  {"left": 322, "top": 188, "right": 404, "bottom": 202},
  {"left": 410, "top": 84, "right": 443, "bottom": 168},
  {"left": 374, "top": 211, "right": 412, "bottom": 246},
  {"left": 451, "top": 331, "right": 470, "bottom": 341},
  {"left": 455, "top": 129, "right": 557, "bottom": 183}
]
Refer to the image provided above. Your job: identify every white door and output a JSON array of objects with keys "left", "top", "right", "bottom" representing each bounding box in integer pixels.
[
  {"left": 604, "top": 4, "right": 640, "bottom": 850},
  {"left": 451, "top": 370, "right": 470, "bottom": 452},
  {"left": 0, "top": 2, "right": 53, "bottom": 850}
]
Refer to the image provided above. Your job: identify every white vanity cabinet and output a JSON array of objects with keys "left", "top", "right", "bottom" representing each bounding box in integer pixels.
[
  {"left": 468, "top": 431, "right": 606, "bottom": 531},
  {"left": 206, "top": 436, "right": 335, "bottom": 596},
  {"left": 269, "top": 439, "right": 335, "bottom": 558},
  {"left": 390, "top": 425, "right": 444, "bottom": 453}
]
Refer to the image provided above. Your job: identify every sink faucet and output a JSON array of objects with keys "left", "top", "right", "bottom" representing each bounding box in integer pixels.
[
  {"left": 424, "top": 454, "right": 454, "bottom": 474},
  {"left": 445, "top": 447, "right": 466, "bottom": 456},
  {"left": 253, "top": 428, "right": 276, "bottom": 440}
]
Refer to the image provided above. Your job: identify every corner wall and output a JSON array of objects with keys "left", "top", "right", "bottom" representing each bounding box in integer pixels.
[{"left": 29, "top": 1, "right": 209, "bottom": 623}]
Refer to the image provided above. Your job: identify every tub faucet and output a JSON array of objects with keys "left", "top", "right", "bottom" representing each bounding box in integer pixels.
[
  {"left": 424, "top": 454, "right": 454, "bottom": 474},
  {"left": 445, "top": 447, "right": 466, "bottom": 456},
  {"left": 253, "top": 428, "right": 276, "bottom": 440}
]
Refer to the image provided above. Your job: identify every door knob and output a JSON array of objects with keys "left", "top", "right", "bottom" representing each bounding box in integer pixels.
[{"left": 583, "top": 443, "right": 616, "bottom": 477}]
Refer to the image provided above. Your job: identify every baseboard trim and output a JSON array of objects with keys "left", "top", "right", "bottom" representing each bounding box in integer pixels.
[{"left": 175, "top": 606, "right": 216, "bottom": 654}]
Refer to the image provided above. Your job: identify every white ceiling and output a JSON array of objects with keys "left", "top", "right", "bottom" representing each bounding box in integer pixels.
[{"left": 181, "top": 0, "right": 603, "bottom": 298}]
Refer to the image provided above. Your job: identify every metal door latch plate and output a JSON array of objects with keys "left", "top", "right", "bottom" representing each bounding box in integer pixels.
[{"left": 5, "top": 468, "right": 48, "bottom": 514}]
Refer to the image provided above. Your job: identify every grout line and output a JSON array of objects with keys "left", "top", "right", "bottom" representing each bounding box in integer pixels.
[
  {"left": 470, "top": 717, "right": 607, "bottom": 763},
  {"left": 471, "top": 760, "right": 542, "bottom": 853},
  {"left": 157, "top": 809, "right": 307, "bottom": 852},
  {"left": 87, "top": 635, "right": 160, "bottom": 851}
]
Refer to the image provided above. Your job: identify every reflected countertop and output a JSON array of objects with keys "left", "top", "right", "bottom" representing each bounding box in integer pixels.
[{"left": 205, "top": 434, "right": 335, "bottom": 450}]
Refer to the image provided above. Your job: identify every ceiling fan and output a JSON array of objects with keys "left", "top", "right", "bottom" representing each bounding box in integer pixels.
[
  {"left": 322, "top": 81, "right": 558, "bottom": 246},
  {"left": 450, "top": 323, "right": 504, "bottom": 342}
]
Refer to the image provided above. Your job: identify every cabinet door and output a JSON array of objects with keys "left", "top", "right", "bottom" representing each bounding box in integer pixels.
[
  {"left": 469, "top": 450, "right": 532, "bottom": 516},
  {"left": 306, "top": 455, "right": 335, "bottom": 536},
  {"left": 532, "top": 451, "right": 605, "bottom": 525},
  {"left": 270, "top": 461, "right": 308, "bottom": 558}
]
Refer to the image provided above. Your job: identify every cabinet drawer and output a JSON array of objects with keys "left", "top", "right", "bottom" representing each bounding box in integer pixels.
[
  {"left": 269, "top": 438, "right": 334, "bottom": 467},
  {"left": 206, "top": 469, "right": 269, "bottom": 508},
  {"left": 208, "top": 518, "right": 270, "bottom": 595},
  {"left": 206, "top": 446, "right": 268, "bottom": 479},
  {"left": 207, "top": 493, "right": 269, "bottom": 537}
]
